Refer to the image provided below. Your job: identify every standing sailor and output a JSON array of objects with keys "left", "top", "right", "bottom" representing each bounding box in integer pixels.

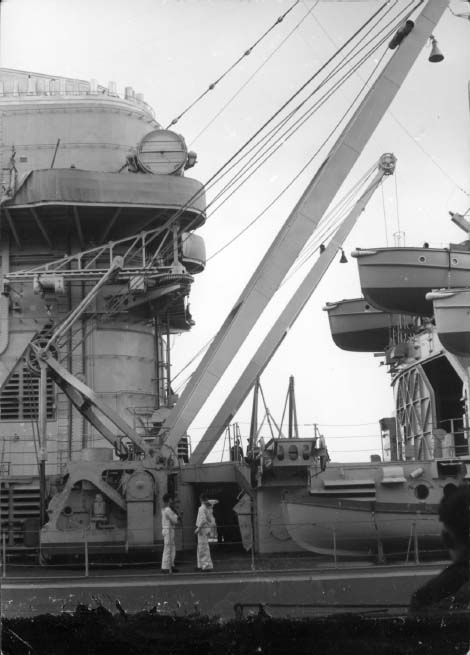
[
  {"left": 195, "top": 493, "right": 215, "bottom": 571},
  {"left": 161, "top": 493, "right": 179, "bottom": 573}
]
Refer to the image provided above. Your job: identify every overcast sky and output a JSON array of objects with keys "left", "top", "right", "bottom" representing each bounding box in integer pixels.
[{"left": 2, "top": 0, "right": 469, "bottom": 461}]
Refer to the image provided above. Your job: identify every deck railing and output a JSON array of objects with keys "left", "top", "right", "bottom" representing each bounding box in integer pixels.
[{"left": 0, "top": 514, "right": 447, "bottom": 580}]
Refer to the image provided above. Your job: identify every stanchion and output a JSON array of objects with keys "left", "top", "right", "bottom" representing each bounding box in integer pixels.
[
  {"left": 413, "top": 524, "right": 420, "bottom": 564},
  {"left": 406, "top": 522, "right": 413, "bottom": 563},
  {"left": 332, "top": 525, "right": 337, "bottom": 567},
  {"left": 406, "top": 521, "right": 420, "bottom": 564},
  {"left": 2, "top": 531, "right": 6, "bottom": 578},
  {"left": 250, "top": 514, "right": 256, "bottom": 571},
  {"left": 84, "top": 528, "right": 89, "bottom": 577}
]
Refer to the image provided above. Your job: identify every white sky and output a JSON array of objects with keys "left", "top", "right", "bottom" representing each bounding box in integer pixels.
[{"left": 2, "top": 0, "right": 469, "bottom": 462}]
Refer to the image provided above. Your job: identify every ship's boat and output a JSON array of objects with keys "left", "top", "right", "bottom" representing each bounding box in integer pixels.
[
  {"left": 323, "top": 297, "right": 411, "bottom": 353},
  {"left": 426, "top": 288, "right": 470, "bottom": 356},
  {"left": 280, "top": 459, "right": 467, "bottom": 557},
  {"left": 351, "top": 245, "right": 470, "bottom": 317}
]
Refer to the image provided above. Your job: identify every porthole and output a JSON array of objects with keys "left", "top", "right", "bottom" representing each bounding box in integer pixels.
[
  {"left": 288, "top": 444, "right": 299, "bottom": 461},
  {"left": 414, "top": 484, "right": 430, "bottom": 500},
  {"left": 419, "top": 256, "right": 426, "bottom": 263},
  {"left": 277, "top": 445, "right": 285, "bottom": 461},
  {"left": 452, "top": 258, "right": 459, "bottom": 265},
  {"left": 443, "top": 483, "right": 458, "bottom": 498}
]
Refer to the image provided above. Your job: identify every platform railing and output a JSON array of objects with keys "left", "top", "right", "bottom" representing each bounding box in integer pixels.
[{"left": 0, "top": 515, "right": 447, "bottom": 580}]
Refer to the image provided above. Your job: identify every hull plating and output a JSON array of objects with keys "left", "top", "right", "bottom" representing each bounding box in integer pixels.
[
  {"left": 352, "top": 247, "right": 470, "bottom": 316},
  {"left": 428, "top": 288, "right": 470, "bottom": 356},
  {"left": 324, "top": 297, "right": 409, "bottom": 352},
  {"left": 282, "top": 495, "right": 440, "bottom": 557}
]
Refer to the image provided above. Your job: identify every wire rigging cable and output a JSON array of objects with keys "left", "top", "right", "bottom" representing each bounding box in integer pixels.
[
  {"left": 172, "top": 336, "right": 215, "bottom": 384},
  {"left": 207, "top": 19, "right": 396, "bottom": 266},
  {"left": 155, "top": 0, "right": 410, "bottom": 278},
  {"left": 106, "top": 1, "right": 418, "bottom": 329},
  {"left": 310, "top": 0, "right": 469, "bottom": 201},
  {"left": 177, "top": 0, "right": 414, "bottom": 250},
  {"left": 168, "top": 9, "right": 409, "bottom": 391},
  {"left": 381, "top": 180, "right": 390, "bottom": 247},
  {"left": 29, "top": 2, "right": 416, "bottom": 335},
  {"left": 174, "top": 164, "right": 380, "bottom": 394},
  {"left": 197, "top": 0, "right": 393, "bottom": 204},
  {"left": 165, "top": 1, "right": 408, "bottom": 263},
  {"left": 394, "top": 169, "right": 402, "bottom": 236},
  {"left": 190, "top": 1, "right": 320, "bottom": 146},
  {"left": 165, "top": 0, "right": 301, "bottom": 129},
  {"left": 103, "top": 1, "right": 398, "bottom": 316},
  {"left": 283, "top": 164, "right": 379, "bottom": 283},
  {"left": 206, "top": 0, "right": 416, "bottom": 207},
  {"left": 204, "top": 18, "right": 396, "bottom": 224}
]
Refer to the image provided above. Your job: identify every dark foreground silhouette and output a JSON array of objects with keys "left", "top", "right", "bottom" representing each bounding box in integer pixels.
[
  {"left": 3, "top": 606, "right": 470, "bottom": 655},
  {"left": 410, "top": 484, "right": 470, "bottom": 614}
]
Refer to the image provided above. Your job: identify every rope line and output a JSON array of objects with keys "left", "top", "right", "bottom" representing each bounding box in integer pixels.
[
  {"left": 154, "top": 4, "right": 420, "bottom": 398},
  {"left": 204, "top": 0, "right": 412, "bottom": 222},
  {"left": 381, "top": 180, "right": 390, "bottom": 247},
  {"left": 165, "top": 0, "right": 301, "bottom": 129},
  {"left": 190, "top": 1, "right": 320, "bottom": 146},
  {"left": 172, "top": 336, "right": 215, "bottom": 383},
  {"left": 105, "top": 2, "right": 397, "bottom": 317},
  {"left": 307, "top": 0, "right": 469, "bottom": 201},
  {"left": 206, "top": 26, "right": 394, "bottom": 277},
  {"left": 186, "top": 0, "right": 411, "bottom": 241},
  {"left": 199, "top": 0, "right": 392, "bottom": 205},
  {"left": 205, "top": 5, "right": 402, "bottom": 256}
]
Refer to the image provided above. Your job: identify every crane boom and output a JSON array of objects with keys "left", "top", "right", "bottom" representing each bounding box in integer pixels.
[
  {"left": 163, "top": 0, "right": 448, "bottom": 450},
  {"left": 39, "top": 352, "right": 155, "bottom": 458},
  {"left": 190, "top": 154, "right": 395, "bottom": 464},
  {"left": 35, "top": 254, "right": 155, "bottom": 492}
]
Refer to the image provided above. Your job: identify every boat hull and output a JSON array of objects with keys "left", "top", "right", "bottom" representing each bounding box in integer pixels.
[
  {"left": 427, "top": 288, "right": 470, "bottom": 356},
  {"left": 352, "top": 247, "right": 470, "bottom": 316},
  {"left": 280, "top": 458, "right": 469, "bottom": 558},
  {"left": 324, "top": 297, "right": 409, "bottom": 352},
  {"left": 281, "top": 495, "right": 440, "bottom": 557}
]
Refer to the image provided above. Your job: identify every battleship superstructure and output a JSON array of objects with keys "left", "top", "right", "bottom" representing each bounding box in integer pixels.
[{"left": 0, "top": 68, "right": 206, "bottom": 545}]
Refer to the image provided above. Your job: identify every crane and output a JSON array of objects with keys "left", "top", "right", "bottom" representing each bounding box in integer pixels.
[
  {"left": 190, "top": 153, "right": 396, "bottom": 464},
  {"left": 29, "top": 256, "right": 170, "bottom": 521},
  {"left": 162, "top": 0, "right": 449, "bottom": 454}
]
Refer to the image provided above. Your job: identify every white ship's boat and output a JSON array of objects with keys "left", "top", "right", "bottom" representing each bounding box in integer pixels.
[
  {"left": 351, "top": 246, "right": 470, "bottom": 317},
  {"left": 281, "top": 459, "right": 465, "bottom": 557},
  {"left": 427, "top": 288, "right": 470, "bottom": 356},
  {"left": 323, "top": 297, "right": 411, "bottom": 353},
  {"left": 285, "top": 225, "right": 470, "bottom": 557}
]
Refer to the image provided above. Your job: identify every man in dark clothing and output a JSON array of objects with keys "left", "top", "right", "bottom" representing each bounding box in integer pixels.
[{"left": 409, "top": 485, "right": 470, "bottom": 613}]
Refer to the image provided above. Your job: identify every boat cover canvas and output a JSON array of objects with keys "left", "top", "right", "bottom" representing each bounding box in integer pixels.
[{"left": 3, "top": 168, "right": 206, "bottom": 213}]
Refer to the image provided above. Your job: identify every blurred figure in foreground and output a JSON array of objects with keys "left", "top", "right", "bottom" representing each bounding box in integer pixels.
[{"left": 410, "top": 485, "right": 470, "bottom": 613}]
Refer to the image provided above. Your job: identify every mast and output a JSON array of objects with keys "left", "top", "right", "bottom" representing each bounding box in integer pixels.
[
  {"left": 248, "top": 378, "right": 260, "bottom": 458},
  {"left": 288, "top": 376, "right": 298, "bottom": 440}
]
